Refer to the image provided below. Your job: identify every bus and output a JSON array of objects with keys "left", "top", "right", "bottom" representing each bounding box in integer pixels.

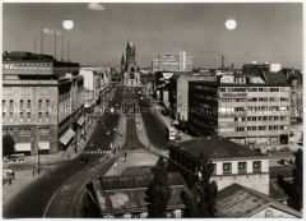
[{"left": 168, "top": 126, "right": 180, "bottom": 141}]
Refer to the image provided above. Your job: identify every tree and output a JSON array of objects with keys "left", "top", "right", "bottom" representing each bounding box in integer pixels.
[
  {"left": 2, "top": 134, "right": 15, "bottom": 157},
  {"left": 181, "top": 154, "right": 218, "bottom": 217},
  {"left": 145, "top": 157, "right": 171, "bottom": 217},
  {"left": 277, "top": 148, "right": 303, "bottom": 211}
]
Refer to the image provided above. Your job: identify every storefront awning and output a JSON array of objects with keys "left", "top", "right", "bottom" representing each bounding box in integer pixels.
[
  {"left": 77, "top": 116, "right": 85, "bottom": 126},
  {"left": 38, "top": 142, "right": 50, "bottom": 150},
  {"left": 15, "top": 143, "right": 31, "bottom": 152},
  {"left": 59, "top": 128, "right": 75, "bottom": 146}
]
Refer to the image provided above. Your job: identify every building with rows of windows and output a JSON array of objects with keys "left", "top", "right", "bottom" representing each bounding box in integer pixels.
[
  {"left": 188, "top": 66, "right": 291, "bottom": 153},
  {"left": 2, "top": 51, "right": 84, "bottom": 155},
  {"left": 152, "top": 51, "right": 193, "bottom": 72},
  {"left": 169, "top": 136, "right": 270, "bottom": 194}
]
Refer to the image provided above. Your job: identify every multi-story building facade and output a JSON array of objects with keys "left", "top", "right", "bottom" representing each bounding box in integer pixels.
[
  {"left": 2, "top": 51, "right": 84, "bottom": 155},
  {"left": 152, "top": 51, "right": 193, "bottom": 72},
  {"left": 188, "top": 67, "right": 291, "bottom": 152},
  {"left": 169, "top": 136, "right": 270, "bottom": 194}
]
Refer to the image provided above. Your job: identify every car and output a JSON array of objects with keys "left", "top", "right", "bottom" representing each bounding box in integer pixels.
[{"left": 8, "top": 155, "right": 25, "bottom": 162}]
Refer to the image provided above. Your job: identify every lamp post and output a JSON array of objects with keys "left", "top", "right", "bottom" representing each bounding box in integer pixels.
[{"left": 62, "top": 20, "right": 74, "bottom": 61}]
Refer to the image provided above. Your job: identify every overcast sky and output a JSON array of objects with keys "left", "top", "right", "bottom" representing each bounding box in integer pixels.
[{"left": 3, "top": 3, "right": 303, "bottom": 69}]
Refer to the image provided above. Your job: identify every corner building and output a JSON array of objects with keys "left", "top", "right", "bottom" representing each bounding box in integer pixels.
[
  {"left": 188, "top": 69, "right": 291, "bottom": 152},
  {"left": 2, "top": 52, "right": 84, "bottom": 155}
]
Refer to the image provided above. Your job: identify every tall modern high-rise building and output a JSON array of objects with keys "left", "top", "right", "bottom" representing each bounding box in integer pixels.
[{"left": 152, "top": 51, "right": 193, "bottom": 72}]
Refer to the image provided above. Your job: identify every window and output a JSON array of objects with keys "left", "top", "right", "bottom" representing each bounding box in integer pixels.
[
  {"left": 46, "top": 99, "right": 50, "bottom": 110},
  {"left": 248, "top": 98, "right": 257, "bottom": 102},
  {"left": 46, "top": 112, "right": 50, "bottom": 120},
  {"left": 270, "top": 88, "right": 279, "bottom": 92},
  {"left": 236, "top": 127, "right": 245, "bottom": 132},
  {"left": 280, "top": 97, "right": 288, "bottom": 102},
  {"left": 38, "top": 99, "right": 42, "bottom": 110},
  {"left": 253, "top": 161, "right": 262, "bottom": 173},
  {"left": 20, "top": 128, "right": 31, "bottom": 137},
  {"left": 38, "top": 112, "right": 42, "bottom": 121},
  {"left": 248, "top": 87, "right": 258, "bottom": 92},
  {"left": 2, "top": 100, "right": 6, "bottom": 109},
  {"left": 252, "top": 117, "right": 256, "bottom": 121},
  {"left": 269, "top": 97, "right": 275, "bottom": 102},
  {"left": 27, "top": 112, "right": 31, "bottom": 120},
  {"left": 27, "top": 100, "right": 31, "bottom": 109},
  {"left": 235, "top": 107, "right": 245, "bottom": 112},
  {"left": 238, "top": 162, "right": 247, "bottom": 174},
  {"left": 20, "top": 100, "right": 24, "bottom": 110},
  {"left": 9, "top": 100, "right": 14, "bottom": 111},
  {"left": 263, "top": 116, "right": 268, "bottom": 121},
  {"left": 212, "top": 163, "right": 216, "bottom": 175},
  {"left": 258, "top": 126, "right": 266, "bottom": 131},
  {"left": 223, "top": 163, "right": 232, "bottom": 175},
  {"left": 3, "top": 112, "right": 5, "bottom": 118}
]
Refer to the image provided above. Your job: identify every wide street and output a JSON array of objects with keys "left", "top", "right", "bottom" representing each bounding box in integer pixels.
[
  {"left": 3, "top": 84, "right": 169, "bottom": 218},
  {"left": 3, "top": 85, "right": 123, "bottom": 218}
]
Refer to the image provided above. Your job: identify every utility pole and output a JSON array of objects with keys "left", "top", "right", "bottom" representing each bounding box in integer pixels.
[
  {"left": 36, "top": 128, "right": 41, "bottom": 174},
  {"left": 221, "top": 53, "right": 225, "bottom": 71}
]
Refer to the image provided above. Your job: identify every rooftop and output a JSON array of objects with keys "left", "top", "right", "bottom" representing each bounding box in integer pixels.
[
  {"left": 95, "top": 171, "right": 185, "bottom": 214},
  {"left": 216, "top": 183, "right": 301, "bottom": 218},
  {"left": 172, "top": 136, "right": 264, "bottom": 160}
]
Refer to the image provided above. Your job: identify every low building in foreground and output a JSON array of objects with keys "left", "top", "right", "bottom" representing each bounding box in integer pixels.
[
  {"left": 217, "top": 183, "right": 301, "bottom": 218},
  {"left": 87, "top": 165, "right": 300, "bottom": 218},
  {"left": 90, "top": 172, "right": 185, "bottom": 218},
  {"left": 169, "top": 136, "right": 270, "bottom": 194}
]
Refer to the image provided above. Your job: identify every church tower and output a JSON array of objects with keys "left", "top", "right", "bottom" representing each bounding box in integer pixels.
[{"left": 125, "top": 41, "right": 136, "bottom": 72}]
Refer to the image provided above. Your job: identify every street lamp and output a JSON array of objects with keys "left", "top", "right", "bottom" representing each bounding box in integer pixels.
[{"left": 62, "top": 19, "right": 75, "bottom": 61}]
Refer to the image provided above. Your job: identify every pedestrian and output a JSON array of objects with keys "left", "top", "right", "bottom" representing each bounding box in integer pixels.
[{"left": 8, "top": 173, "right": 12, "bottom": 185}]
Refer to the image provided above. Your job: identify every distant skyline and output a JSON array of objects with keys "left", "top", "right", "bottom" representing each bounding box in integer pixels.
[{"left": 3, "top": 3, "right": 303, "bottom": 69}]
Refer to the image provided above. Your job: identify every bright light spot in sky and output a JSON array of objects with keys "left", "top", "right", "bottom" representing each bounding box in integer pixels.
[
  {"left": 225, "top": 19, "right": 237, "bottom": 30},
  {"left": 62, "top": 20, "right": 74, "bottom": 30}
]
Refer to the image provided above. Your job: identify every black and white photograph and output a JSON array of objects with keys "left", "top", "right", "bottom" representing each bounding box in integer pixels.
[{"left": 1, "top": 1, "right": 303, "bottom": 218}]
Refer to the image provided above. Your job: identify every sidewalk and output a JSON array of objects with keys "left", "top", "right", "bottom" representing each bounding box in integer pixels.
[
  {"left": 135, "top": 113, "right": 169, "bottom": 158},
  {"left": 2, "top": 107, "right": 100, "bottom": 206},
  {"left": 112, "top": 113, "right": 127, "bottom": 151},
  {"left": 151, "top": 101, "right": 193, "bottom": 142}
]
